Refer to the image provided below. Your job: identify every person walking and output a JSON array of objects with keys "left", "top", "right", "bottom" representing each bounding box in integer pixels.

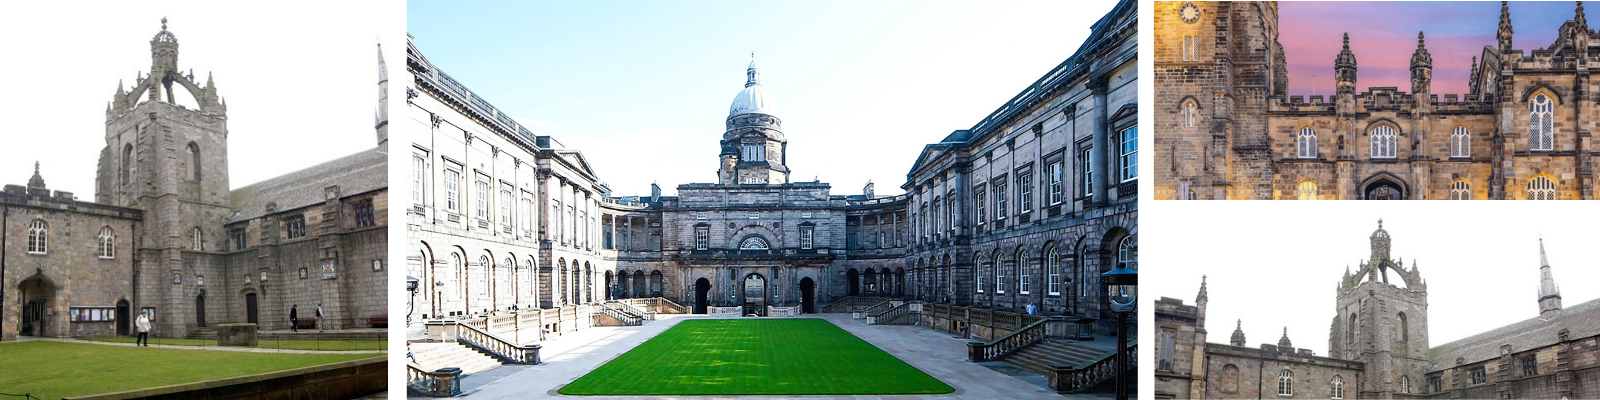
[
  {"left": 290, "top": 304, "right": 299, "bottom": 332},
  {"left": 1026, "top": 302, "right": 1038, "bottom": 316},
  {"left": 315, "top": 304, "right": 325, "bottom": 332},
  {"left": 134, "top": 313, "right": 151, "bottom": 346}
]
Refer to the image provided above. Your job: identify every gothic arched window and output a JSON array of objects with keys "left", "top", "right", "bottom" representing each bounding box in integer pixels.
[
  {"left": 1182, "top": 100, "right": 1198, "bottom": 128},
  {"left": 1332, "top": 375, "right": 1344, "bottom": 399},
  {"left": 191, "top": 227, "right": 203, "bottom": 251},
  {"left": 1298, "top": 180, "right": 1318, "bottom": 200},
  {"left": 1297, "top": 127, "right": 1317, "bottom": 158},
  {"left": 1400, "top": 376, "right": 1411, "bottom": 394},
  {"left": 1399, "top": 312, "right": 1409, "bottom": 341},
  {"left": 187, "top": 142, "right": 201, "bottom": 182},
  {"left": 1221, "top": 364, "right": 1241, "bottom": 393},
  {"left": 1529, "top": 176, "right": 1557, "bottom": 200},
  {"left": 1451, "top": 179, "right": 1471, "bottom": 200},
  {"left": 1531, "top": 94, "right": 1554, "bottom": 151},
  {"left": 1450, "top": 126, "right": 1470, "bottom": 158},
  {"left": 27, "top": 220, "right": 47, "bottom": 254},
  {"left": 739, "top": 236, "right": 770, "bottom": 250},
  {"left": 98, "top": 227, "right": 115, "bottom": 258},
  {"left": 1371, "top": 125, "right": 1397, "bottom": 159},
  {"left": 122, "top": 143, "right": 134, "bottom": 185},
  {"left": 1278, "top": 370, "right": 1294, "bottom": 396}
]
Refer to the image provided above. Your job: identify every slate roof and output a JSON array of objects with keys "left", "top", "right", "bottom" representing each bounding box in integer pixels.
[
  {"left": 1427, "top": 296, "right": 1600, "bottom": 371},
  {"left": 228, "top": 148, "right": 386, "bottom": 222}
]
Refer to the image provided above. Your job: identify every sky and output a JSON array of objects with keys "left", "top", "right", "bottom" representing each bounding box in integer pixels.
[
  {"left": 406, "top": 0, "right": 1120, "bottom": 197},
  {"left": 0, "top": 1, "right": 400, "bottom": 197},
  {"left": 1281, "top": 1, "right": 1588, "bottom": 97},
  {"left": 1144, "top": 201, "right": 1600, "bottom": 357}
]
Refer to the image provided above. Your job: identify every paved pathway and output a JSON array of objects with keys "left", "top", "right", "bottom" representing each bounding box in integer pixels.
[
  {"left": 11, "top": 336, "right": 387, "bottom": 354},
  {"left": 445, "top": 313, "right": 1112, "bottom": 399}
]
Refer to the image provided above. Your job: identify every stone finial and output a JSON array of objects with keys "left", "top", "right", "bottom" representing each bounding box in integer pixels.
[
  {"left": 1579, "top": 1, "right": 1588, "bottom": 30},
  {"left": 1196, "top": 275, "right": 1209, "bottom": 303},
  {"left": 1278, "top": 326, "right": 1293, "bottom": 348},
  {"left": 1334, "top": 33, "right": 1358, "bottom": 95},
  {"left": 1230, "top": 319, "right": 1246, "bottom": 346},
  {"left": 161, "top": 16, "right": 167, "bottom": 30},
  {"left": 26, "top": 161, "right": 46, "bottom": 190},
  {"left": 1499, "top": 1, "right": 1515, "bottom": 52}
]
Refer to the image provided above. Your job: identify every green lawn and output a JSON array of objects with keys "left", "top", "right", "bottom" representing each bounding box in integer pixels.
[
  {"left": 559, "top": 318, "right": 954, "bottom": 395},
  {"left": 77, "top": 336, "right": 387, "bottom": 351},
  {"left": 0, "top": 341, "right": 380, "bottom": 399}
]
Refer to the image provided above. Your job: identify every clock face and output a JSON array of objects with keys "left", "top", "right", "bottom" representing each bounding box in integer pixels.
[{"left": 1181, "top": 2, "right": 1200, "bottom": 24}]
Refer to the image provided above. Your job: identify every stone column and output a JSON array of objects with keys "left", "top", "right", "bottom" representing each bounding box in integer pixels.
[{"left": 1089, "top": 76, "right": 1110, "bottom": 205}]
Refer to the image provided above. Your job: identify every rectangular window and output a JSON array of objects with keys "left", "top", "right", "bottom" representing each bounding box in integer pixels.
[
  {"left": 893, "top": 213, "right": 902, "bottom": 247},
  {"left": 552, "top": 202, "right": 562, "bottom": 241},
  {"left": 1018, "top": 172, "right": 1033, "bottom": 213},
  {"left": 500, "top": 189, "right": 512, "bottom": 226},
  {"left": 1469, "top": 367, "right": 1486, "bottom": 385},
  {"left": 521, "top": 197, "right": 534, "bottom": 236},
  {"left": 285, "top": 215, "right": 306, "bottom": 239},
  {"left": 1158, "top": 330, "right": 1175, "bottom": 371},
  {"left": 1121, "top": 126, "right": 1138, "bottom": 182},
  {"left": 354, "top": 199, "right": 375, "bottom": 228},
  {"left": 695, "top": 227, "right": 709, "bottom": 250},
  {"left": 994, "top": 181, "right": 1007, "bottom": 220},
  {"left": 748, "top": 211, "right": 759, "bottom": 219},
  {"left": 475, "top": 180, "right": 489, "bottom": 219},
  {"left": 801, "top": 211, "right": 812, "bottom": 218},
  {"left": 1522, "top": 355, "right": 1537, "bottom": 376},
  {"left": 946, "top": 192, "right": 956, "bottom": 231},
  {"left": 412, "top": 155, "right": 425, "bottom": 204},
  {"left": 996, "top": 261, "right": 1005, "bottom": 293},
  {"left": 801, "top": 226, "right": 814, "bottom": 249},
  {"left": 1048, "top": 161, "right": 1063, "bottom": 204},
  {"left": 231, "top": 229, "right": 247, "bottom": 251},
  {"left": 444, "top": 169, "right": 460, "bottom": 212},
  {"left": 931, "top": 198, "right": 941, "bottom": 233},
  {"left": 696, "top": 212, "right": 707, "bottom": 220},
  {"left": 975, "top": 187, "right": 986, "bottom": 224},
  {"left": 1429, "top": 377, "right": 1442, "bottom": 393},
  {"left": 1080, "top": 146, "right": 1093, "bottom": 197}
]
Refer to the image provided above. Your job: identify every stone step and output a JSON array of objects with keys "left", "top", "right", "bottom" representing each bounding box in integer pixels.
[
  {"left": 999, "top": 340, "right": 1113, "bottom": 376},
  {"left": 411, "top": 342, "right": 504, "bottom": 376}
]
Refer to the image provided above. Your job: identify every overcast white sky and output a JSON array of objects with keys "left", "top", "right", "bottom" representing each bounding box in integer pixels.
[
  {"left": 408, "top": 0, "right": 1119, "bottom": 197},
  {"left": 1143, "top": 201, "right": 1600, "bottom": 356},
  {"left": 0, "top": 1, "right": 400, "bottom": 197}
]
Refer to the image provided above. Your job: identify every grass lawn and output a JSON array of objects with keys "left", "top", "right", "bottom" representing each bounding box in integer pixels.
[
  {"left": 77, "top": 336, "right": 387, "bottom": 351},
  {"left": 0, "top": 341, "right": 380, "bottom": 399},
  {"left": 558, "top": 318, "right": 954, "bottom": 395}
]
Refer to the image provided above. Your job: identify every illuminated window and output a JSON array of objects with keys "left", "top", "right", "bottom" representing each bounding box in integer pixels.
[
  {"left": 1371, "top": 125, "right": 1397, "bottom": 159},
  {"left": 1529, "top": 176, "right": 1556, "bottom": 200}
]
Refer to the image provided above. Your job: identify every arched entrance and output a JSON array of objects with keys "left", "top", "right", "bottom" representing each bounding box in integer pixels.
[
  {"left": 116, "top": 300, "right": 131, "bottom": 336},
  {"left": 1363, "top": 174, "right": 1407, "bottom": 200},
  {"left": 245, "top": 292, "right": 259, "bottom": 324},
  {"left": 846, "top": 269, "right": 860, "bottom": 296},
  {"left": 18, "top": 275, "right": 56, "bottom": 337},
  {"left": 196, "top": 294, "right": 207, "bottom": 328},
  {"left": 742, "top": 273, "right": 767, "bottom": 316},
  {"left": 605, "top": 271, "right": 615, "bottom": 301},
  {"left": 800, "top": 277, "right": 816, "bottom": 313},
  {"left": 694, "top": 278, "right": 711, "bottom": 314},
  {"left": 633, "top": 271, "right": 646, "bottom": 298}
]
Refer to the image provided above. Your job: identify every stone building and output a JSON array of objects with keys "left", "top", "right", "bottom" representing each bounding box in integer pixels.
[
  {"left": 3, "top": 20, "right": 388, "bottom": 340},
  {"left": 1155, "top": 221, "right": 1600, "bottom": 399},
  {"left": 404, "top": 0, "right": 1136, "bottom": 334},
  {"left": 1154, "top": 1, "right": 1600, "bottom": 200}
]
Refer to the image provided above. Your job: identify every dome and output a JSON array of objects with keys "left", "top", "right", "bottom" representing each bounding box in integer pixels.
[{"left": 728, "top": 56, "right": 775, "bottom": 118}]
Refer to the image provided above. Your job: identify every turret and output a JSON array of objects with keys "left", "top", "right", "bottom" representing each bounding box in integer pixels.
[
  {"left": 1410, "top": 32, "right": 1432, "bottom": 98},
  {"left": 26, "top": 162, "right": 46, "bottom": 190},
  {"left": 1230, "top": 319, "right": 1246, "bottom": 346},
  {"left": 1278, "top": 327, "right": 1292, "bottom": 348},
  {"left": 1334, "top": 33, "right": 1358, "bottom": 96}
]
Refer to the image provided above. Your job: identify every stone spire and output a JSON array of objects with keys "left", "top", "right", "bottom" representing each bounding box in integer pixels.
[
  {"left": 1230, "top": 319, "right": 1246, "bottom": 346},
  {"left": 1196, "top": 275, "right": 1209, "bottom": 304},
  {"left": 375, "top": 43, "right": 389, "bottom": 153},
  {"left": 1370, "top": 219, "right": 1391, "bottom": 267},
  {"left": 1334, "top": 33, "right": 1358, "bottom": 96},
  {"left": 1468, "top": 56, "right": 1480, "bottom": 95},
  {"left": 1278, "top": 327, "right": 1293, "bottom": 348},
  {"left": 1538, "top": 238, "right": 1564, "bottom": 319},
  {"left": 1410, "top": 32, "right": 1433, "bottom": 96},
  {"left": 1579, "top": 1, "right": 1589, "bottom": 32},
  {"left": 26, "top": 161, "right": 45, "bottom": 190},
  {"left": 1499, "top": 1, "right": 1515, "bottom": 52}
]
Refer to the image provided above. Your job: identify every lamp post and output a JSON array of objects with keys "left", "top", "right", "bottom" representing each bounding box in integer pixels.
[
  {"left": 1102, "top": 262, "right": 1137, "bottom": 400},
  {"left": 406, "top": 275, "right": 419, "bottom": 327}
]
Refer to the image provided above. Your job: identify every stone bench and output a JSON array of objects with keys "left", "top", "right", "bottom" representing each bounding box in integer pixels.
[
  {"left": 295, "top": 318, "right": 317, "bottom": 329},
  {"left": 369, "top": 314, "right": 388, "bottom": 328}
]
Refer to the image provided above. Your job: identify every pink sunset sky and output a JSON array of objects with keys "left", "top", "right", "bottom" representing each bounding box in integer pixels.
[{"left": 1282, "top": 1, "right": 1590, "bottom": 97}]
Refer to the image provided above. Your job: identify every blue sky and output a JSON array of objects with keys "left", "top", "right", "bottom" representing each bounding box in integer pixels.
[{"left": 408, "top": 0, "right": 1119, "bottom": 196}]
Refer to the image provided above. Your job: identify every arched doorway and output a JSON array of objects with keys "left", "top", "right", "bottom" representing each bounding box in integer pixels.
[
  {"left": 1363, "top": 175, "right": 1407, "bottom": 200},
  {"left": 863, "top": 269, "right": 878, "bottom": 294},
  {"left": 633, "top": 271, "right": 646, "bottom": 298},
  {"left": 895, "top": 268, "right": 906, "bottom": 297},
  {"left": 605, "top": 271, "right": 615, "bottom": 301},
  {"left": 18, "top": 275, "right": 55, "bottom": 337},
  {"left": 694, "top": 278, "right": 711, "bottom": 314},
  {"left": 196, "top": 294, "right": 207, "bottom": 328},
  {"left": 245, "top": 292, "right": 259, "bottom": 324},
  {"left": 846, "top": 269, "right": 860, "bottom": 296},
  {"left": 800, "top": 277, "right": 816, "bottom": 313},
  {"left": 116, "top": 300, "right": 131, "bottom": 336},
  {"left": 742, "top": 273, "right": 767, "bottom": 316}
]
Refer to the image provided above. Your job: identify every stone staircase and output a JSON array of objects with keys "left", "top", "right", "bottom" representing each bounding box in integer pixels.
[
  {"left": 998, "top": 338, "right": 1113, "bottom": 377},
  {"left": 410, "top": 341, "right": 505, "bottom": 376},
  {"left": 185, "top": 328, "right": 217, "bottom": 340}
]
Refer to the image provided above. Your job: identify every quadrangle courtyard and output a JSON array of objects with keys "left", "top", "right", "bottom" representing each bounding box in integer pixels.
[{"left": 441, "top": 314, "right": 1116, "bottom": 400}]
